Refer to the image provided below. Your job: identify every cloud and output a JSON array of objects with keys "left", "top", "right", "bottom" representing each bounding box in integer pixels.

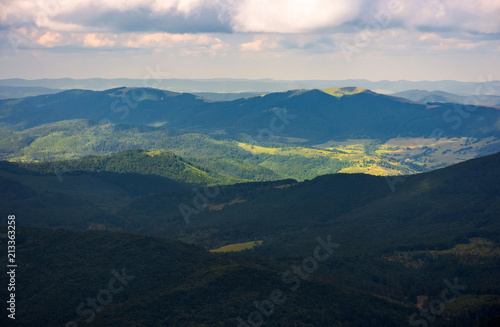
[
  {"left": 63, "top": 4, "right": 234, "bottom": 34},
  {"left": 37, "top": 31, "right": 63, "bottom": 47},
  {"left": 1, "top": 0, "right": 499, "bottom": 36},
  {"left": 233, "top": 0, "right": 363, "bottom": 33},
  {"left": 1, "top": 0, "right": 499, "bottom": 61},
  {"left": 400, "top": 0, "right": 500, "bottom": 34},
  {"left": 83, "top": 33, "right": 116, "bottom": 47},
  {"left": 240, "top": 39, "right": 263, "bottom": 51},
  {"left": 419, "top": 33, "right": 441, "bottom": 42},
  {"left": 123, "top": 32, "right": 224, "bottom": 49},
  {"left": 28, "top": 31, "right": 228, "bottom": 55},
  {"left": 0, "top": 0, "right": 233, "bottom": 34},
  {"left": 415, "top": 31, "right": 486, "bottom": 52}
]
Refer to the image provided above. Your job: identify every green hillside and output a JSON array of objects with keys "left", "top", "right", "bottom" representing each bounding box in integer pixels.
[
  {"left": 2, "top": 119, "right": 500, "bottom": 184},
  {"left": 20, "top": 149, "right": 218, "bottom": 185}
]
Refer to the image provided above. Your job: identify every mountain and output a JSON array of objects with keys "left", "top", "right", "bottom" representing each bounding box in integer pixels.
[
  {"left": 393, "top": 89, "right": 500, "bottom": 106},
  {"left": 1, "top": 87, "right": 499, "bottom": 143},
  {"left": 0, "top": 86, "right": 61, "bottom": 99},
  {"left": 1, "top": 77, "right": 500, "bottom": 95},
  {"left": 1, "top": 86, "right": 499, "bottom": 183},
  {"left": 1, "top": 151, "right": 500, "bottom": 326},
  {"left": 321, "top": 86, "right": 374, "bottom": 96},
  {"left": 192, "top": 91, "right": 265, "bottom": 101}
]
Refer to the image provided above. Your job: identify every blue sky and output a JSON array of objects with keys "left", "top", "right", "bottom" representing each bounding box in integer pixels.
[{"left": 0, "top": 0, "right": 499, "bottom": 81}]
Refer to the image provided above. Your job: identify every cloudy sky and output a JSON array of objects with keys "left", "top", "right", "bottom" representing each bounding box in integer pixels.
[{"left": 0, "top": 0, "right": 499, "bottom": 81}]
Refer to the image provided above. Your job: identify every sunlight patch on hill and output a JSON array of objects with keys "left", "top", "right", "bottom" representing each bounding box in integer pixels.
[
  {"left": 146, "top": 150, "right": 163, "bottom": 157},
  {"left": 321, "top": 87, "right": 369, "bottom": 97},
  {"left": 210, "top": 240, "right": 263, "bottom": 253},
  {"left": 236, "top": 142, "right": 280, "bottom": 154},
  {"left": 386, "top": 238, "right": 500, "bottom": 268}
]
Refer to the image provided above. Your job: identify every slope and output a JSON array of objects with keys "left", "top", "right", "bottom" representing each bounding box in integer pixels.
[
  {"left": 1, "top": 153, "right": 500, "bottom": 325},
  {"left": 1, "top": 152, "right": 500, "bottom": 325},
  {"left": 20, "top": 149, "right": 218, "bottom": 185},
  {"left": 0, "top": 227, "right": 414, "bottom": 327}
]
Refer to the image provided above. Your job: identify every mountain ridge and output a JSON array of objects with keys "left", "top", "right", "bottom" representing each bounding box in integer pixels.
[
  {"left": 1, "top": 86, "right": 499, "bottom": 143},
  {"left": 2, "top": 77, "right": 499, "bottom": 95}
]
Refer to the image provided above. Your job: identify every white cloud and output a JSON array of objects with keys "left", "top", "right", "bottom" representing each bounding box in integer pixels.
[
  {"left": 123, "top": 32, "right": 223, "bottom": 48},
  {"left": 232, "top": 0, "right": 363, "bottom": 33}
]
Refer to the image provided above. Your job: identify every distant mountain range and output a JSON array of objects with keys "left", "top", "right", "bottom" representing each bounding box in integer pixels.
[
  {"left": 1, "top": 87, "right": 499, "bottom": 144},
  {"left": 393, "top": 89, "right": 500, "bottom": 106},
  {"left": 1, "top": 78, "right": 500, "bottom": 95},
  {"left": 0, "top": 85, "right": 61, "bottom": 99}
]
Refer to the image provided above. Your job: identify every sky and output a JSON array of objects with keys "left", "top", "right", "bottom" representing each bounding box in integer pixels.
[{"left": 0, "top": 0, "right": 499, "bottom": 81}]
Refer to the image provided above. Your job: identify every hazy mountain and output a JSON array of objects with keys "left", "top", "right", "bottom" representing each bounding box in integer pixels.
[
  {"left": 1, "top": 78, "right": 499, "bottom": 95},
  {"left": 0, "top": 86, "right": 61, "bottom": 99},
  {"left": 192, "top": 91, "right": 265, "bottom": 101},
  {"left": 393, "top": 89, "right": 500, "bottom": 106}
]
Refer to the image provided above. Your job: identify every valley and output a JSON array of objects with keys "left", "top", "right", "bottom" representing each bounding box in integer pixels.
[{"left": 1, "top": 86, "right": 499, "bottom": 184}]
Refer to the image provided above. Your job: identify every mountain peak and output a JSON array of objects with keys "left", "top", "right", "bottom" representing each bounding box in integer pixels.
[{"left": 321, "top": 87, "right": 372, "bottom": 97}]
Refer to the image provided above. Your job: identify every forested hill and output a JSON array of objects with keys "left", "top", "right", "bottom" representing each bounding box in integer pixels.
[
  {"left": 18, "top": 149, "right": 218, "bottom": 185},
  {"left": 1, "top": 150, "right": 499, "bottom": 326},
  {"left": 1, "top": 86, "right": 499, "bottom": 142},
  {"left": 0, "top": 227, "right": 414, "bottom": 327}
]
